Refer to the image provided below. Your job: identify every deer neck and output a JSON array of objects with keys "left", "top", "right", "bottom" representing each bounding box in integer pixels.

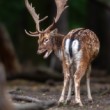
[
  {"left": 51, "top": 34, "right": 64, "bottom": 50},
  {"left": 51, "top": 34, "right": 64, "bottom": 60}
]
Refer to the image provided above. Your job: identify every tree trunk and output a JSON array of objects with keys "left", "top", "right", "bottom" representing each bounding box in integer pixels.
[
  {"left": 0, "top": 24, "right": 21, "bottom": 74},
  {"left": 87, "top": 0, "right": 110, "bottom": 74}
]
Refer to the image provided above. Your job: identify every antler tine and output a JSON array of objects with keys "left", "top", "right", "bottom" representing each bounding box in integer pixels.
[
  {"left": 25, "top": 29, "right": 39, "bottom": 37},
  {"left": 39, "top": 16, "right": 48, "bottom": 22},
  {"left": 25, "top": 0, "right": 48, "bottom": 34},
  {"left": 54, "top": 0, "right": 68, "bottom": 23}
]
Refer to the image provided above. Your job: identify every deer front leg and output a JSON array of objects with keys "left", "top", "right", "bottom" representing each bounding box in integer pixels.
[
  {"left": 58, "top": 62, "right": 70, "bottom": 105},
  {"left": 86, "top": 65, "right": 93, "bottom": 102},
  {"left": 73, "top": 64, "right": 88, "bottom": 106}
]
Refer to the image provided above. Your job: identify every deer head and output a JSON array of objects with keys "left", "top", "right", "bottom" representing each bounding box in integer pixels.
[{"left": 25, "top": 0, "right": 68, "bottom": 58}]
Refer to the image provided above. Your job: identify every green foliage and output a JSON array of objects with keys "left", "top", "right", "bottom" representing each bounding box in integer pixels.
[
  {"left": 68, "top": 0, "right": 88, "bottom": 29},
  {"left": 0, "top": 0, "right": 24, "bottom": 27}
]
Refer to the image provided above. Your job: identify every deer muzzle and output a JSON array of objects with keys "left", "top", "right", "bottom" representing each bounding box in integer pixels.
[{"left": 37, "top": 49, "right": 52, "bottom": 59}]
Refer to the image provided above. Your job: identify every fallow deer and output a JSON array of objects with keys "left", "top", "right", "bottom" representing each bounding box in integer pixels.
[{"left": 25, "top": 0, "right": 100, "bottom": 106}]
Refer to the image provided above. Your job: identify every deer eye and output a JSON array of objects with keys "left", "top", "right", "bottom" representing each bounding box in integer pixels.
[
  {"left": 43, "top": 38, "right": 49, "bottom": 45},
  {"left": 44, "top": 38, "right": 49, "bottom": 43}
]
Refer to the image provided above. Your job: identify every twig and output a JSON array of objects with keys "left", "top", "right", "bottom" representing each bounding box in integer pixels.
[
  {"left": 11, "top": 95, "right": 42, "bottom": 103},
  {"left": 11, "top": 94, "right": 57, "bottom": 110},
  {"left": 100, "top": 89, "right": 110, "bottom": 96},
  {"left": 13, "top": 101, "right": 56, "bottom": 110}
]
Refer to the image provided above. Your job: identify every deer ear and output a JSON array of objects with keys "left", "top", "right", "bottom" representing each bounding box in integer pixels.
[{"left": 51, "top": 29, "right": 58, "bottom": 35}]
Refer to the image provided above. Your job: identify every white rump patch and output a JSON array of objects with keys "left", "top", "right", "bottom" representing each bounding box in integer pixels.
[
  {"left": 65, "top": 39, "right": 70, "bottom": 54},
  {"left": 72, "top": 39, "right": 79, "bottom": 53},
  {"left": 64, "top": 39, "right": 82, "bottom": 66},
  {"left": 72, "top": 39, "right": 82, "bottom": 69}
]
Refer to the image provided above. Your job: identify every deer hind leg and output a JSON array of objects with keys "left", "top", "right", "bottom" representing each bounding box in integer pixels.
[
  {"left": 73, "top": 63, "right": 88, "bottom": 106},
  {"left": 65, "top": 66, "right": 74, "bottom": 104},
  {"left": 65, "top": 77, "right": 73, "bottom": 104},
  {"left": 86, "top": 65, "right": 93, "bottom": 102},
  {"left": 58, "top": 62, "right": 70, "bottom": 105}
]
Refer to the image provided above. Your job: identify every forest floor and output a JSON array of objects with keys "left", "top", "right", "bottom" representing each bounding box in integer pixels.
[{"left": 8, "top": 72, "right": 110, "bottom": 110}]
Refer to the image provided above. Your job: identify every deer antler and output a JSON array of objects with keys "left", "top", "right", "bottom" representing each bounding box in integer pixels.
[
  {"left": 25, "top": 0, "right": 68, "bottom": 36},
  {"left": 45, "top": 0, "right": 68, "bottom": 32},
  {"left": 25, "top": 0, "right": 48, "bottom": 36},
  {"left": 55, "top": 0, "right": 68, "bottom": 22}
]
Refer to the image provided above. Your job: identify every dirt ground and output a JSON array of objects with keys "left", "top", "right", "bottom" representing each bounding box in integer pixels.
[{"left": 8, "top": 75, "right": 110, "bottom": 110}]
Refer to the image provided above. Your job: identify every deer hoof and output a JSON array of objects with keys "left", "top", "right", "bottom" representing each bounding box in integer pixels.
[
  {"left": 72, "top": 101, "right": 83, "bottom": 107},
  {"left": 58, "top": 100, "right": 65, "bottom": 106},
  {"left": 88, "top": 98, "right": 93, "bottom": 104},
  {"left": 65, "top": 99, "right": 71, "bottom": 105}
]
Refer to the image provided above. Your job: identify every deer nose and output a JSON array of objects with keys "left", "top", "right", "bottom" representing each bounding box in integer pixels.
[
  {"left": 37, "top": 48, "right": 46, "bottom": 54},
  {"left": 37, "top": 47, "right": 41, "bottom": 53}
]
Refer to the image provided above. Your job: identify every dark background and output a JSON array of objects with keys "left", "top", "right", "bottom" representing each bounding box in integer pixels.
[{"left": 0, "top": 0, "right": 110, "bottom": 76}]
